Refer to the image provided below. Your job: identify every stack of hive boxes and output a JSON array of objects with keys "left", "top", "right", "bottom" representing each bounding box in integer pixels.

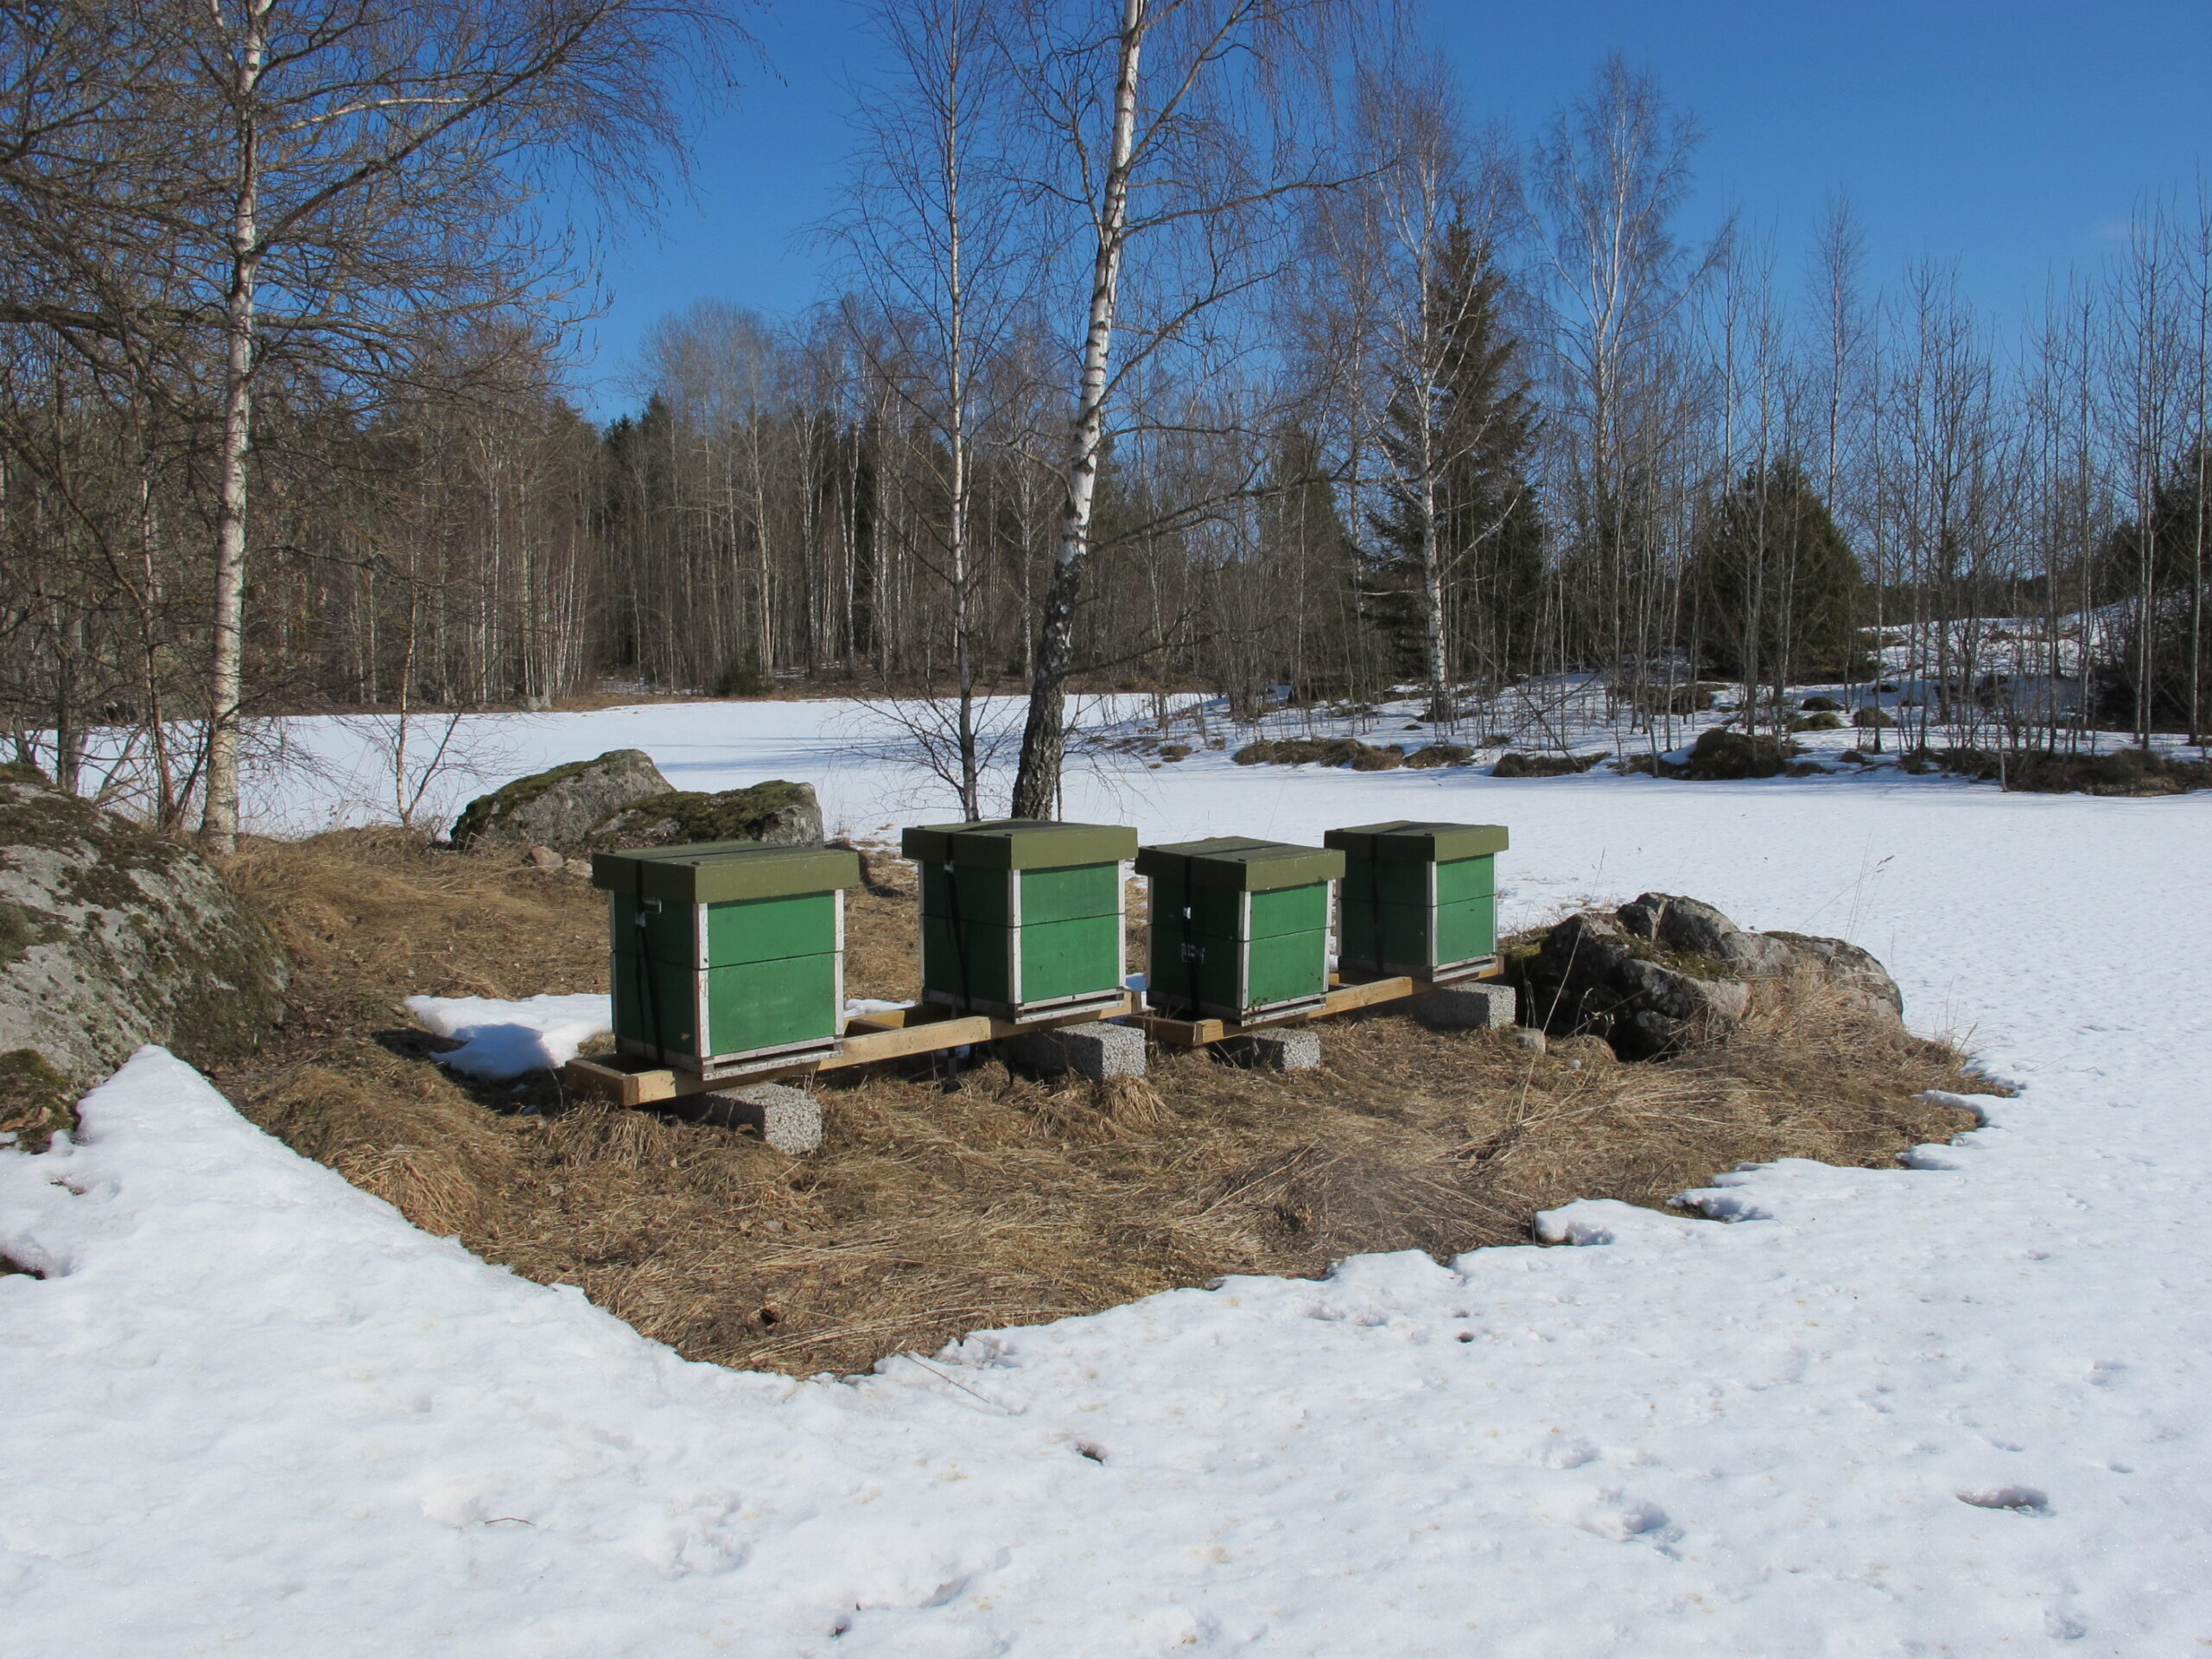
[
  {"left": 1326, "top": 819, "right": 1508, "bottom": 982},
  {"left": 1137, "top": 836, "right": 1344, "bottom": 1024},
  {"left": 901, "top": 818, "right": 1138, "bottom": 1022},
  {"left": 592, "top": 842, "right": 861, "bottom": 1077}
]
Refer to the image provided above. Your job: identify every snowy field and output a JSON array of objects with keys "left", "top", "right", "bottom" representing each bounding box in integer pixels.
[
  {"left": 4, "top": 698, "right": 2211, "bottom": 1654},
  {"left": 211, "top": 665, "right": 2201, "bottom": 847}
]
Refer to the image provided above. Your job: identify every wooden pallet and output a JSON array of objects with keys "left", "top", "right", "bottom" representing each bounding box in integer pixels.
[
  {"left": 563, "top": 993, "right": 1138, "bottom": 1108},
  {"left": 566, "top": 956, "right": 1505, "bottom": 1102},
  {"left": 1128, "top": 957, "right": 1503, "bottom": 1049}
]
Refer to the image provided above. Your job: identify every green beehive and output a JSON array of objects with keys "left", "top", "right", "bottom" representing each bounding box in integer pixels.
[
  {"left": 1137, "top": 837, "right": 1345, "bottom": 1023},
  {"left": 1325, "top": 820, "right": 1508, "bottom": 982},
  {"left": 901, "top": 818, "right": 1139, "bottom": 1021},
  {"left": 591, "top": 841, "right": 862, "bottom": 1076}
]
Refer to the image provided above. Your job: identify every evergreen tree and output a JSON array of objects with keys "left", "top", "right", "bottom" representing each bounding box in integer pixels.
[
  {"left": 596, "top": 395, "right": 679, "bottom": 682},
  {"left": 1365, "top": 224, "right": 1545, "bottom": 716},
  {"left": 1688, "top": 460, "right": 1863, "bottom": 690},
  {"left": 2094, "top": 440, "right": 2211, "bottom": 734},
  {"left": 1262, "top": 427, "right": 1368, "bottom": 701}
]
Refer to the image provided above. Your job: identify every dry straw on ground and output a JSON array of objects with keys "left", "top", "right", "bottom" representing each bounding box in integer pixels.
[{"left": 217, "top": 831, "right": 1984, "bottom": 1377}]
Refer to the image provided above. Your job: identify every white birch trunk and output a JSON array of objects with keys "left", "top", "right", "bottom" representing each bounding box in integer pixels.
[
  {"left": 1010, "top": 0, "right": 1144, "bottom": 821},
  {"left": 200, "top": 0, "right": 272, "bottom": 852}
]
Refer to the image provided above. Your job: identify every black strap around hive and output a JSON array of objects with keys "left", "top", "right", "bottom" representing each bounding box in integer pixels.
[
  {"left": 632, "top": 861, "right": 668, "bottom": 1070},
  {"left": 1366, "top": 844, "right": 1384, "bottom": 979},
  {"left": 1180, "top": 861, "right": 1201, "bottom": 1018},
  {"left": 943, "top": 859, "right": 973, "bottom": 1009}
]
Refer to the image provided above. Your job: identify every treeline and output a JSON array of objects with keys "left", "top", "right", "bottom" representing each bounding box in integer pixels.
[
  {"left": 3, "top": 3, "right": 2208, "bottom": 832},
  {"left": 0, "top": 0, "right": 744, "bottom": 840}
]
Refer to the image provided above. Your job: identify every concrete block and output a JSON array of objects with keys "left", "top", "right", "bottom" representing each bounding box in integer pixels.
[
  {"left": 1000, "top": 1021, "right": 1147, "bottom": 1081},
  {"left": 1409, "top": 980, "right": 1518, "bottom": 1032},
  {"left": 1215, "top": 1028, "right": 1322, "bottom": 1071},
  {"left": 695, "top": 1082, "right": 823, "bottom": 1154}
]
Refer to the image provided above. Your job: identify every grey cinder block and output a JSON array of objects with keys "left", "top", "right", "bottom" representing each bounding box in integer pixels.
[
  {"left": 1000, "top": 1021, "right": 1148, "bottom": 1081},
  {"left": 1408, "top": 981, "right": 1518, "bottom": 1032},
  {"left": 696, "top": 1082, "right": 823, "bottom": 1154},
  {"left": 1215, "top": 1028, "right": 1322, "bottom": 1071}
]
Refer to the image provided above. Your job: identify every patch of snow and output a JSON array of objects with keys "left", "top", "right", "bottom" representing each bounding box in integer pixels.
[
  {"left": 842, "top": 997, "right": 907, "bottom": 1019},
  {"left": 404, "top": 993, "right": 612, "bottom": 1078}
]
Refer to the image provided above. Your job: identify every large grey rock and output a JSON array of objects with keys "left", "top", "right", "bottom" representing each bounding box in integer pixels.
[
  {"left": 1516, "top": 893, "right": 1902, "bottom": 1060},
  {"left": 1765, "top": 931, "right": 1905, "bottom": 1020},
  {"left": 1616, "top": 893, "right": 1793, "bottom": 975},
  {"left": 0, "top": 774, "right": 288, "bottom": 1140},
  {"left": 451, "top": 749, "right": 670, "bottom": 853},
  {"left": 585, "top": 781, "right": 823, "bottom": 851}
]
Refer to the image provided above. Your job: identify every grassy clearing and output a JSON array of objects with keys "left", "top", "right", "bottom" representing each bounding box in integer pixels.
[{"left": 213, "top": 830, "right": 1983, "bottom": 1378}]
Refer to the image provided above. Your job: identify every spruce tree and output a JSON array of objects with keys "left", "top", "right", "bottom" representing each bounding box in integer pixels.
[
  {"left": 1688, "top": 460, "right": 1863, "bottom": 697},
  {"left": 2094, "top": 440, "right": 2212, "bottom": 734},
  {"left": 1262, "top": 427, "right": 1368, "bottom": 701},
  {"left": 1365, "top": 224, "right": 1545, "bottom": 718}
]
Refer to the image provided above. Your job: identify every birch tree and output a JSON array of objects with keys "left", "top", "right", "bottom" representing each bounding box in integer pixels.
[
  {"left": 183, "top": 0, "right": 745, "bottom": 849},
  {"left": 1521, "top": 54, "right": 1724, "bottom": 709},
  {"left": 1002, "top": 0, "right": 1357, "bottom": 819},
  {"left": 834, "top": 0, "right": 1033, "bottom": 816}
]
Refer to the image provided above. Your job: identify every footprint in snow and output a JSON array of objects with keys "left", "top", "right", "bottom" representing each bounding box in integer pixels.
[
  {"left": 1578, "top": 1492, "right": 1675, "bottom": 1542},
  {"left": 1543, "top": 1484, "right": 1677, "bottom": 1543},
  {"left": 1956, "top": 1484, "right": 2050, "bottom": 1515}
]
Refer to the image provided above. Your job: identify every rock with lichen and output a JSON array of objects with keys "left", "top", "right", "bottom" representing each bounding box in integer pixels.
[
  {"left": 449, "top": 749, "right": 671, "bottom": 854},
  {"left": 1616, "top": 892, "right": 1795, "bottom": 975},
  {"left": 0, "top": 773, "right": 289, "bottom": 1137},
  {"left": 584, "top": 780, "right": 823, "bottom": 851},
  {"left": 1513, "top": 891, "right": 1902, "bottom": 1059}
]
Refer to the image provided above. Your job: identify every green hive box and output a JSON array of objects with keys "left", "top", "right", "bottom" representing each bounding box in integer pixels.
[
  {"left": 900, "top": 818, "right": 1139, "bottom": 1021},
  {"left": 1136, "top": 837, "right": 1345, "bottom": 1023},
  {"left": 591, "top": 842, "right": 862, "bottom": 1076},
  {"left": 1325, "top": 820, "right": 1508, "bottom": 982}
]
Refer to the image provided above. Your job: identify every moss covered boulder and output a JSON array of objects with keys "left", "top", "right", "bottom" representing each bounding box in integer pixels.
[
  {"left": 1493, "top": 751, "right": 1607, "bottom": 778},
  {"left": 450, "top": 748, "right": 671, "bottom": 853},
  {"left": 1680, "top": 728, "right": 1800, "bottom": 780},
  {"left": 0, "top": 777, "right": 289, "bottom": 1116},
  {"left": 585, "top": 780, "right": 823, "bottom": 851},
  {"left": 1516, "top": 892, "right": 1903, "bottom": 1059}
]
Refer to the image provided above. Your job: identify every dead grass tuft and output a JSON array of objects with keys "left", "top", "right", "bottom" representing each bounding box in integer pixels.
[
  {"left": 211, "top": 830, "right": 1989, "bottom": 1379},
  {"left": 1090, "top": 1074, "right": 1173, "bottom": 1134},
  {"left": 338, "top": 1142, "right": 486, "bottom": 1236}
]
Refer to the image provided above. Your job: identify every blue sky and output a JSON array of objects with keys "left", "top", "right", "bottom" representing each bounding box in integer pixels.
[{"left": 569, "top": 0, "right": 2211, "bottom": 417}]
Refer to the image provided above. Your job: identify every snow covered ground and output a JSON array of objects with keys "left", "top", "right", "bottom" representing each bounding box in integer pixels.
[
  {"left": 219, "top": 671, "right": 2203, "bottom": 846},
  {"left": 4, "top": 702, "right": 2211, "bottom": 1655}
]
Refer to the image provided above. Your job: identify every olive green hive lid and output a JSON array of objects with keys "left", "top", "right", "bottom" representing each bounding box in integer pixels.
[
  {"left": 1135, "top": 836, "right": 1346, "bottom": 892},
  {"left": 1324, "top": 820, "right": 1510, "bottom": 862},
  {"left": 590, "top": 842, "right": 861, "bottom": 905},
  {"left": 899, "top": 817, "right": 1138, "bottom": 869}
]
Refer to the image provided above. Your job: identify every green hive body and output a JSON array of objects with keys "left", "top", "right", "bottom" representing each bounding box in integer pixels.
[
  {"left": 1137, "top": 837, "right": 1345, "bottom": 1023},
  {"left": 901, "top": 819, "right": 1139, "bottom": 1020},
  {"left": 591, "top": 842, "right": 861, "bottom": 1074},
  {"left": 1325, "top": 820, "right": 1508, "bottom": 981}
]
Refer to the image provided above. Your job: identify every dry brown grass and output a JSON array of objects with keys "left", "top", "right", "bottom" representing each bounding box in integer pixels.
[{"left": 213, "top": 830, "right": 1986, "bottom": 1378}]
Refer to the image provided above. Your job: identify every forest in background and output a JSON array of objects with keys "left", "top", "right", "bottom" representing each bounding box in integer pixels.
[{"left": 3, "top": 0, "right": 2208, "bottom": 832}]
